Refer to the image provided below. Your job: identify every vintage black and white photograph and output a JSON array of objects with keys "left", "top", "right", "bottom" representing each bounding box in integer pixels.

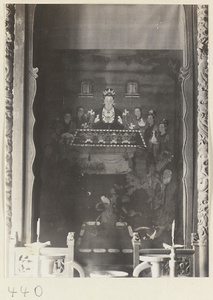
[{"left": 3, "top": 2, "right": 209, "bottom": 285}]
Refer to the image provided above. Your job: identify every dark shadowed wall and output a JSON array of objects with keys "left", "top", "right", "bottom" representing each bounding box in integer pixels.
[{"left": 34, "top": 4, "right": 185, "bottom": 50}]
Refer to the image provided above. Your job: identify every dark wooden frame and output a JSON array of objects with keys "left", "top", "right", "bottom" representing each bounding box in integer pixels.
[{"left": 5, "top": 4, "right": 208, "bottom": 276}]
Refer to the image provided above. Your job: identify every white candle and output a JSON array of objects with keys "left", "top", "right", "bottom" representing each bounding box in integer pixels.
[
  {"left": 36, "top": 218, "right": 40, "bottom": 237},
  {"left": 172, "top": 220, "right": 175, "bottom": 243}
]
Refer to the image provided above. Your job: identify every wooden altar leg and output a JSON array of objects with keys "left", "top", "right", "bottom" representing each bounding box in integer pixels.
[
  {"left": 151, "top": 262, "right": 162, "bottom": 278},
  {"left": 199, "top": 245, "right": 208, "bottom": 277},
  {"left": 133, "top": 242, "right": 140, "bottom": 269},
  {"left": 66, "top": 232, "right": 75, "bottom": 277},
  {"left": 132, "top": 233, "right": 141, "bottom": 269}
]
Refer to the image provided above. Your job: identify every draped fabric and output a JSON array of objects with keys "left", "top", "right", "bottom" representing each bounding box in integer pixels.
[
  {"left": 35, "top": 5, "right": 185, "bottom": 50},
  {"left": 78, "top": 152, "right": 132, "bottom": 174},
  {"left": 93, "top": 154, "right": 131, "bottom": 174}
]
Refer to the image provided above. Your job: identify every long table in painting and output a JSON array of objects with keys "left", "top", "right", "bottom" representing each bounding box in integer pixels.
[
  {"left": 63, "top": 129, "right": 147, "bottom": 174},
  {"left": 70, "top": 129, "right": 146, "bottom": 148}
]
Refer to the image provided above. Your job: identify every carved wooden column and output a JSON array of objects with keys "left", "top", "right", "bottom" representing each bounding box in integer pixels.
[
  {"left": 197, "top": 5, "right": 208, "bottom": 277},
  {"left": 24, "top": 4, "right": 38, "bottom": 244},
  {"left": 180, "top": 6, "right": 195, "bottom": 248},
  {"left": 5, "top": 4, "right": 15, "bottom": 242},
  {"left": 5, "top": 4, "right": 38, "bottom": 245}
]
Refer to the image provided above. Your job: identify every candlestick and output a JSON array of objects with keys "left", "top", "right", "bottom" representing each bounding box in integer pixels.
[
  {"left": 36, "top": 218, "right": 40, "bottom": 242},
  {"left": 171, "top": 220, "right": 175, "bottom": 245}
]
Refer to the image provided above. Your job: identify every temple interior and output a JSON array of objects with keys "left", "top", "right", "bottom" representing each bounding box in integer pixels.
[{"left": 5, "top": 4, "right": 209, "bottom": 278}]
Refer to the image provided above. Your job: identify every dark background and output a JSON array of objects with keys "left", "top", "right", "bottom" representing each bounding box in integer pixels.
[{"left": 32, "top": 5, "right": 184, "bottom": 257}]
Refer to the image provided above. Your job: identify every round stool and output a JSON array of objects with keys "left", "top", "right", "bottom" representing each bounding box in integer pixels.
[{"left": 133, "top": 255, "right": 170, "bottom": 277}]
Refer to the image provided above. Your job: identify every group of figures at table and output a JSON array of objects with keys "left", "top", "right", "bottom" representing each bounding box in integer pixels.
[
  {"left": 57, "top": 88, "right": 171, "bottom": 167},
  {"left": 45, "top": 88, "right": 175, "bottom": 245}
]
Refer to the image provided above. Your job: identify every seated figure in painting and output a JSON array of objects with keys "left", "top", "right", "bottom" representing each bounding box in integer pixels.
[
  {"left": 157, "top": 119, "right": 170, "bottom": 153},
  {"left": 144, "top": 110, "right": 158, "bottom": 148},
  {"left": 155, "top": 119, "right": 173, "bottom": 172},
  {"left": 73, "top": 106, "right": 89, "bottom": 129},
  {"left": 128, "top": 107, "right": 146, "bottom": 131},
  {"left": 144, "top": 110, "right": 159, "bottom": 170},
  {"left": 92, "top": 88, "right": 124, "bottom": 130},
  {"left": 56, "top": 109, "right": 76, "bottom": 135},
  {"left": 55, "top": 109, "right": 76, "bottom": 146}
]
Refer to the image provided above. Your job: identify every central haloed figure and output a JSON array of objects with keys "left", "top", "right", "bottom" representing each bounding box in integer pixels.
[{"left": 93, "top": 88, "right": 124, "bottom": 130}]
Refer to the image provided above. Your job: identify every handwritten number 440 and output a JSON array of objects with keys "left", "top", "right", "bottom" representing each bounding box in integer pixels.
[{"left": 8, "top": 286, "right": 43, "bottom": 297}]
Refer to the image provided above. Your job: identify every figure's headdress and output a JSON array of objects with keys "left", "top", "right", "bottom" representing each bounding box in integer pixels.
[
  {"left": 134, "top": 107, "right": 142, "bottom": 113},
  {"left": 103, "top": 88, "right": 115, "bottom": 99},
  {"left": 148, "top": 110, "right": 157, "bottom": 118},
  {"left": 63, "top": 108, "right": 72, "bottom": 115},
  {"left": 160, "top": 118, "right": 169, "bottom": 126}
]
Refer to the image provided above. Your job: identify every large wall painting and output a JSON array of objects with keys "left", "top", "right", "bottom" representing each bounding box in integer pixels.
[{"left": 33, "top": 47, "right": 183, "bottom": 266}]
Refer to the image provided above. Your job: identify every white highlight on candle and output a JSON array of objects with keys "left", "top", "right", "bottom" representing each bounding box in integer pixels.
[
  {"left": 37, "top": 218, "right": 40, "bottom": 237},
  {"left": 171, "top": 220, "right": 175, "bottom": 245}
]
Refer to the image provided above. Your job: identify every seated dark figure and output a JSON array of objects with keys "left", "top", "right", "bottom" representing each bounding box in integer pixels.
[
  {"left": 73, "top": 106, "right": 88, "bottom": 129},
  {"left": 93, "top": 88, "right": 124, "bottom": 130},
  {"left": 144, "top": 110, "right": 158, "bottom": 170},
  {"left": 55, "top": 109, "right": 76, "bottom": 146},
  {"left": 56, "top": 109, "right": 76, "bottom": 136}
]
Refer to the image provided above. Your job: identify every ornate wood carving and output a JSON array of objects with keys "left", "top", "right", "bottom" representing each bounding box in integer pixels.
[
  {"left": 164, "top": 257, "right": 192, "bottom": 277},
  {"left": 197, "top": 5, "right": 208, "bottom": 247},
  {"left": 191, "top": 232, "right": 199, "bottom": 244},
  {"left": 5, "top": 4, "right": 15, "bottom": 239}
]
